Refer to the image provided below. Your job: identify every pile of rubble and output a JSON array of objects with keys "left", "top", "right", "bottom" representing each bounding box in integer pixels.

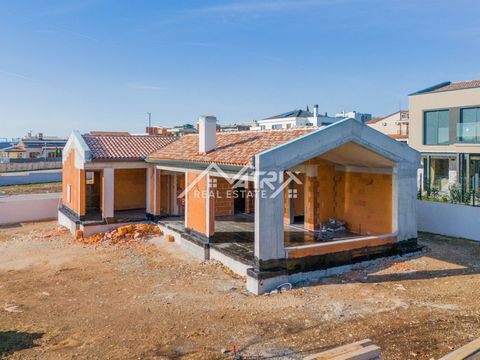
[{"left": 80, "top": 224, "right": 162, "bottom": 245}]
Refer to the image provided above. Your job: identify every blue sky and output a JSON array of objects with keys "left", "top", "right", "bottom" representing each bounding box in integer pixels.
[{"left": 1, "top": 0, "right": 479, "bottom": 139}]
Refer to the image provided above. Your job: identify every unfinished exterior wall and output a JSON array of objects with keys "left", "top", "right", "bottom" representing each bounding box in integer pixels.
[
  {"left": 336, "top": 171, "right": 392, "bottom": 235},
  {"left": 316, "top": 161, "right": 336, "bottom": 223},
  {"left": 176, "top": 175, "right": 185, "bottom": 216},
  {"left": 62, "top": 149, "right": 86, "bottom": 216},
  {"left": 293, "top": 173, "right": 305, "bottom": 217},
  {"left": 186, "top": 172, "right": 214, "bottom": 237},
  {"left": 114, "top": 169, "right": 146, "bottom": 210},
  {"left": 214, "top": 177, "right": 234, "bottom": 217}
]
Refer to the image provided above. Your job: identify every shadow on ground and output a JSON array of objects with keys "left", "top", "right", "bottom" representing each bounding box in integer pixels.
[{"left": 0, "top": 331, "right": 44, "bottom": 357}]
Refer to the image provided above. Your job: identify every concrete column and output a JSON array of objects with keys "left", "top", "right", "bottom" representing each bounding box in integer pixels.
[
  {"left": 102, "top": 168, "right": 114, "bottom": 221},
  {"left": 254, "top": 170, "right": 285, "bottom": 263},
  {"left": 395, "top": 162, "right": 418, "bottom": 242},
  {"left": 146, "top": 167, "right": 154, "bottom": 215},
  {"left": 154, "top": 169, "right": 161, "bottom": 216}
]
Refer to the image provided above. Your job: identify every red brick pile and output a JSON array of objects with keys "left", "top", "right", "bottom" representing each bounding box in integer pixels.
[{"left": 80, "top": 224, "right": 162, "bottom": 245}]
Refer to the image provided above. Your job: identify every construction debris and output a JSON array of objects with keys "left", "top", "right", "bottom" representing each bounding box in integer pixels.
[{"left": 79, "top": 224, "right": 162, "bottom": 251}]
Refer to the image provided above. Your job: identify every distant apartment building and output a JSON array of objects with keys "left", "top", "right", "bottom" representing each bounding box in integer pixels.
[
  {"left": 409, "top": 80, "right": 480, "bottom": 194},
  {"left": 251, "top": 105, "right": 338, "bottom": 130},
  {"left": 1, "top": 133, "right": 67, "bottom": 162},
  {"left": 366, "top": 110, "right": 409, "bottom": 143},
  {"left": 335, "top": 110, "right": 372, "bottom": 123}
]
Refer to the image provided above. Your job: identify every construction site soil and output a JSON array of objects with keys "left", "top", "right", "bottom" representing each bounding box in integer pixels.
[{"left": 0, "top": 221, "right": 479, "bottom": 359}]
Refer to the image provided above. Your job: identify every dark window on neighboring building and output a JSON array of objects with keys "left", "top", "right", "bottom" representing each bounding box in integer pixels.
[
  {"left": 458, "top": 107, "right": 480, "bottom": 143},
  {"left": 424, "top": 110, "right": 449, "bottom": 145}
]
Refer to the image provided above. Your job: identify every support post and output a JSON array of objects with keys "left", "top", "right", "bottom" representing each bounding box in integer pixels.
[
  {"left": 102, "top": 168, "right": 114, "bottom": 221},
  {"left": 304, "top": 166, "right": 318, "bottom": 231},
  {"left": 254, "top": 169, "right": 285, "bottom": 265}
]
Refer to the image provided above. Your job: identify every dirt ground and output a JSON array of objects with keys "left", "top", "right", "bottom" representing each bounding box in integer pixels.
[
  {"left": 0, "top": 221, "right": 479, "bottom": 360},
  {"left": 0, "top": 182, "right": 62, "bottom": 196}
]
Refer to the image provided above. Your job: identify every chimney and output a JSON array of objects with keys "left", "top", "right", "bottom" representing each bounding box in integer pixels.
[
  {"left": 313, "top": 104, "right": 318, "bottom": 117},
  {"left": 198, "top": 115, "right": 217, "bottom": 153}
]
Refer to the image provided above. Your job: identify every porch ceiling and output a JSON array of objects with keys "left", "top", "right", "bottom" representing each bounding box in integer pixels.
[{"left": 318, "top": 142, "right": 395, "bottom": 168}]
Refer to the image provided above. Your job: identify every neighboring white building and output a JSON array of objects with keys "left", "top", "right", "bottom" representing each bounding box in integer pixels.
[
  {"left": 251, "top": 105, "right": 338, "bottom": 130},
  {"left": 335, "top": 110, "right": 372, "bottom": 123},
  {"left": 366, "top": 110, "right": 409, "bottom": 144}
]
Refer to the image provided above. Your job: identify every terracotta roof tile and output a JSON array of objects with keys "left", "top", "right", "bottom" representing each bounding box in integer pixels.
[
  {"left": 388, "top": 134, "right": 408, "bottom": 139},
  {"left": 417, "top": 80, "right": 480, "bottom": 94},
  {"left": 83, "top": 134, "right": 177, "bottom": 160},
  {"left": 365, "top": 117, "right": 384, "bottom": 124},
  {"left": 148, "top": 128, "right": 318, "bottom": 166},
  {"left": 432, "top": 80, "right": 480, "bottom": 92}
]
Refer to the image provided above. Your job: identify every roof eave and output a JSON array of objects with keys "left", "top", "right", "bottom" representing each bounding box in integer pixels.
[{"left": 145, "top": 158, "right": 253, "bottom": 173}]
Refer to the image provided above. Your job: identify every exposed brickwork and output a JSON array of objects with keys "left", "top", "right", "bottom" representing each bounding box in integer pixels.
[
  {"left": 214, "top": 177, "right": 234, "bottom": 217},
  {"left": 304, "top": 175, "right": 318, "bottom": 230},
  {"left": 113, "top": 169, "right": 147, "bottom": 211},
  {"left": 62, "top": 149, "right": 85, "bottom": 216}
]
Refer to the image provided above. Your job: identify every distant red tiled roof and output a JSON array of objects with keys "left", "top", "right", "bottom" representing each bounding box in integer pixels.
[
  {"left": 388, "top": 134, "right": 408, "bottom": 139},
  {"left": 414, "top": 80, "right": 480, "bottom": 95},
  {"left": 148, "top": 128, "right": 318, "bottom": 166},
  {"left": 83, "top": 134, "right": 177, "bottom": 160},
  {"left": 365, "top": 117, "right": 384, "bottom": 124},
  {"left": 432, "top": 80, "right": 480, "bottom": 92}
]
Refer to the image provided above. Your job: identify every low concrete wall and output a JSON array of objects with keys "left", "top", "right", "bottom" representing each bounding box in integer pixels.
[
  {"left": 0, "top": 193, "right": 61, "bottom": 225},
  {"left": 417, "top": 200, "right": 480, "bottom": 241},
  {"left": 0, "top": 170, "right": 61, "bottom": 185}
]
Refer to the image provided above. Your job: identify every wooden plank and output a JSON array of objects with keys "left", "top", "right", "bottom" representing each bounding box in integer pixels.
[
  {"left": 330, "top": 345, "right": 381, "bottom": 360},
  {"left": 304, "top": 339, "right": 375, "bottom": 360},
  {"left": 439, "top": 338, "right": 480, "bottom": 360}
]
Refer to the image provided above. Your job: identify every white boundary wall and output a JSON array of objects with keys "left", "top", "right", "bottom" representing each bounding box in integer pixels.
[
  {"left": 417, "top": 200, "right": 480, "bottom": 241},
  {"left": 0, "top": 193, "right": 61, "bottom": 225}
]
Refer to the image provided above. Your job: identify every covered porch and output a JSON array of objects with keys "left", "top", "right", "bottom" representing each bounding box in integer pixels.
[{"left": 80, "top": 165, "right": 150, "bottom": 224}]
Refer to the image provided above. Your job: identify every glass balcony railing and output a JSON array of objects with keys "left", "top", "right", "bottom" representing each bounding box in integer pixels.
[{"left": 457, "top": 122, "right": 480, "bottom": 143}]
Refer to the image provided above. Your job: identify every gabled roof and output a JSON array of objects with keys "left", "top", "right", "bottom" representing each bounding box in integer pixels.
[
  {"left": 147, "top": 128, "right": 317, "bottom": 167},
  {"left": 82, "top": 134, "right": 177, "bottom": 161},
  {"left": 263, "top": 109, "right": 313, "bottom": 120},
  {"left": 410, "top": 80, "right": 480, "bottom": 95}
]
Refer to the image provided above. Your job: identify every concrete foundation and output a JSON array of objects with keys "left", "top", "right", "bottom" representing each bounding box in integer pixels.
[{"left": 247, "top": 245, "right": 422, "bottom": 295}]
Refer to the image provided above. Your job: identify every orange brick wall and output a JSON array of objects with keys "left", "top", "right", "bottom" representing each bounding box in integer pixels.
[
  {"left": 159, "top": 174, "right": 170, "bottom": 214},
  {"left": 316, "top": 161, "right": 336, "bottom": 223},
  {"left": 293, "top": 173, "right": 305, "bottom": 216},
  {"left": 62, "top": 149, "right": 85, "bottom": 216},
  {"left": 335, "top": 171, "right": 392, "bottom": 235},
  {"left": 114, "top": 169, "right": 147, "bottom": 210},
  {"left": 186, "top": 172, "right": 214, "bottom": 237},
  {"left": 286, "top": 159, "right": 393, "bottom": 236},
  {"left": 214, "top": 177, "right": 234, "bottom": 217},
  {"left": 245, "top": 180, "right": 254, "bottom": 214}
]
